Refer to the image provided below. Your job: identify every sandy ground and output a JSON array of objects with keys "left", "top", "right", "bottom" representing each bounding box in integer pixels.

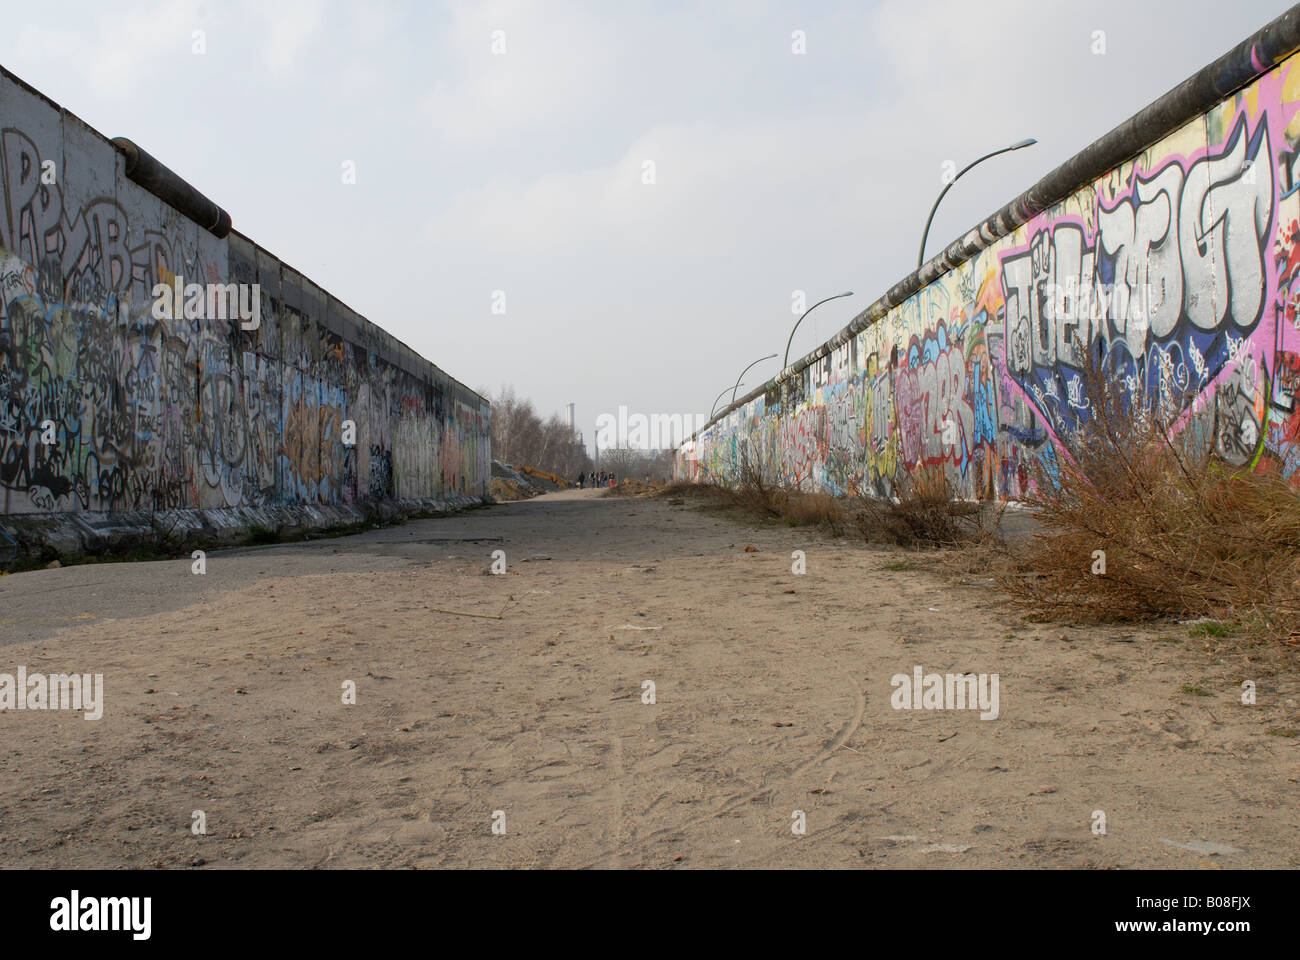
[{"left": 0, "top": 488, "right": 1296, "bottom": 869}]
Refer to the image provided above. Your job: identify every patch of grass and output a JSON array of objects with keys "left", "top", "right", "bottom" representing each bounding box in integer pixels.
[
  {"left": 601, "top": 478, "right": 661, "bottom": 498},
  {"left": 674, "top": 448, "right": 1011, "bottom": 549},
  {"left": 96, "top": 548, "right": 175, "bottom": 563},
  {"left": 247, "top": 525, "right": 282, "bottom": 545},
  {"left": 778, "top": 491, "right": 846, "bottom": 533},
  {"left": 671, "top": 451, "right": 850, "bottom": 535},
  {"left": 1266, "top": 728, "right": 1298, "bottom": 737},
  {"left": 1179, "top": 684, "right": 1211, "bottom": 696},
  {"left": 655, "top": 480, "right": 707, "bottom": 500},
  {"left": 1188, "top": 621, "right": 1234, "bottom": 638},
  {"left": 882, "top": 560, "right": 917, "bottom": 571}
]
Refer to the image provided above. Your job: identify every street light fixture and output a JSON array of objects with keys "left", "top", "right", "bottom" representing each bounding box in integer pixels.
[
  {"left": 731, "top": 353, "right": 777, "bottom": 406},
  {"left": 782, "top": 292, "right": 854, "bottom": 370},
  {"left": 710, "top": 383, "right": 744, "bottom": 421},
  {"left": 917, "top": 137, "right": 1037, "bottom": 268}
]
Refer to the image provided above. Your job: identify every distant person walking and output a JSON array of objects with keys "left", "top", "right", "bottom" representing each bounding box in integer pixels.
[{"left": 577, "top": 472, "right": 585, "bottom": 489}]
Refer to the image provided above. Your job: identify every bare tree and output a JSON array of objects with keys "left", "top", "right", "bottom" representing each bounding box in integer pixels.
[
  {"left": 488, "top": 386, "right": 593, "bottom": 480},
  {"left": 596, "top": 447, "right": 676, "bottom": 482}
]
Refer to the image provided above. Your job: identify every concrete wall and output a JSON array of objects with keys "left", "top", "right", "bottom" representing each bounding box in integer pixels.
[
  {"left": 0, "top": 66, "right": 489, "bottom": 522},
  {"left": 679, "top": 25, "right": 1300, "bottom": 499}
]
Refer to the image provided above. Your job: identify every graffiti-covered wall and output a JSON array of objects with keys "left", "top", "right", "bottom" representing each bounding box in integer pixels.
[
  {"left": 0, "top": 67, "right": 489, "bottom": 516},
  {"left": 680, "top": 36, "right": 1300, "bottom": 499}
]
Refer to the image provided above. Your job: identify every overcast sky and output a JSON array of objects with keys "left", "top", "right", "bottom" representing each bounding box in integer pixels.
[{"left": 2, "top": 0, "right": 1291, "bottom": 451}]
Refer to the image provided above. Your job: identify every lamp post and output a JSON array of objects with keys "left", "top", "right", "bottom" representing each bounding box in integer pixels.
[
  {"left": 710, "top": 384, "right": 744, "bottom": 421},
  {"left": 731, "top": 353, "right": 777, "bottom": 406},
  {"left": 917, "top": 138, "right": 1037, "bottom": 268},
  {"left": 782, "top": 292, "right": 854, "bottom": 370}
]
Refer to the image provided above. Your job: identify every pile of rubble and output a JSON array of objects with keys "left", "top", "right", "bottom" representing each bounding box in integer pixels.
[{"left": 489, "top": 461, "right": 547, "bottom": 501}]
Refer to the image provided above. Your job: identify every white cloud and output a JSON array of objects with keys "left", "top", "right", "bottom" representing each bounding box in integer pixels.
[
  {"left": 421, "top": 110, "right": 906, "bottom": 268},
  {"left": 252, "top": 0, "right": 326, "bottom": 77},
  {"left": 420, "top": 0, "right": 616, "bottom": 143},
  {"left": 12, "top": 0, "right": 201, "bottom": 99}
]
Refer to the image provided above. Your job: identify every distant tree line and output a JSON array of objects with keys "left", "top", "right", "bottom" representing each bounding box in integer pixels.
[
  {"left": 595, "top": 445, "right": 677, "bottom": 483},
  {"left": 485, "top": 386, "right": 677, "bottom": 483},
  {"left": 487, "top": 386, "right": 591, "bottom": 479}
]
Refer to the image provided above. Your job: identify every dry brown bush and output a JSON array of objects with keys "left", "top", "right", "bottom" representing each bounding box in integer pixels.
[
  {"left": 734, "top": 440, "right": 786, "bottom": 516},
  {"left": 655, "top": 480, "right": 701, "bottom": 498},
  {"left": 672, "top": 443, "right": 1003, "bottom": 542},
  {"left": 780, "top": 491, "right": 847, "bottom": 533},
  {"left": 851, "top": 463, "right": 1000, "bottom": 548},
  {"left": 735, "top": 442, "right": 851, "bottom": 534},
  {"left": 661, "top": 444, "right": 849, "bottom": 534},
  {"left": 1001, "top": 340, "right": 1300, "bottom": 642}
]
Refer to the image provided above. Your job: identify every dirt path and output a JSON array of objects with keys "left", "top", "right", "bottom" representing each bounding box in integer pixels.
[{"left": 0, "top": 488, "right": 1295, "bottom": 868}]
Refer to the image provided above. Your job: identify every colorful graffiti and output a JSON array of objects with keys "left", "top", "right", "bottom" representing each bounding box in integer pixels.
[
  {"left": 681, "top": 52, "right": 1300, "bottom": 495},
  {"left": 0, "top": 73, "right": 489, "bottom": 516}
]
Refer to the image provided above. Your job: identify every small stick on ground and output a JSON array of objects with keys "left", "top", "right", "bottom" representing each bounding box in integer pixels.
[{"left": 429, "top": 608, "right": 504, "bottom": 620}]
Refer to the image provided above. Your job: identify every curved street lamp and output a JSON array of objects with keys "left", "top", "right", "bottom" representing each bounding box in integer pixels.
[
  {"left": 731, "top": 353, "right": 777, "bottom": 406},
  {"left": 710, "top": 383, "right": 744, "bottom": 421},
  {"left": 918, "top": 137, "right": 1037, "bottom": 268},
  {"left": 782, "top": 292, "right": 854, "bottom": 370}
]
